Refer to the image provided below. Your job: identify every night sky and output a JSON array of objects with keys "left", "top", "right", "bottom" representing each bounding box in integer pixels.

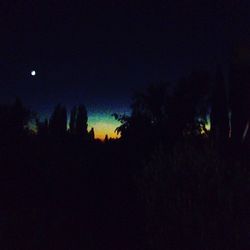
[{"left": 0, "top": 0, "right": 249, "bottom": 139}]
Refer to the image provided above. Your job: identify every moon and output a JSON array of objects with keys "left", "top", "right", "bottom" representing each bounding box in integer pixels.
[{"left": 31, "top": 70, "right": 36, "bottom": 76}]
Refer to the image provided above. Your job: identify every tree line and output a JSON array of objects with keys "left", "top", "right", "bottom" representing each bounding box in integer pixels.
[
  {"left": 113, "top": 66, "right": 249, "bottom": 153},
  {"left": 0, "top": 62, "right": 249, "bottom": 150},
  {"left": 0, "top": 101, "right": 96, "bottom": 142}
]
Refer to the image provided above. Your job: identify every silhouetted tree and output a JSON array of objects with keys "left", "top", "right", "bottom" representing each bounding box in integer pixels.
[
  {"left": 131, "top": 84, "right": 168, "bottom": 125},
  {"left": 168, "top": 71, "right": 210, "bottom": 139},
  {"left": 0, "top": 104, "right": 12, "bottom": 136},
  {"left": 113, "top": 113, "right": 131, "bottom": 138},
  {"left": 49, "top": 104, "right": 67, "bottom": 136},
  {"left": 69, "top": 106, "right": 77, "bottom": 134},
  {"left": 11, "top": 98, "right": 31, "bottom": 134},
  {"left": 104, "top": 134, "right": 109, "bottom": 143},
  {"left": 229, "top": 44, "right": 250, "bottom": 146},
  {"left": 210, "top": 67, "right": 229, "bottom": 146},
  {"left": 75, "top": 105, "right": 88, "bottom": 140},
  {"left": 114, "top": 83, "right": 169, "bottom": 145},
  {"left": 0, "top": 98, "right": 31, "bottom": 138},
  {"left": 115, "top": 73, "right": 210, "bottom": 145},
  {"left": 89, "top": 127, "right": 95, "bottom": 141}
]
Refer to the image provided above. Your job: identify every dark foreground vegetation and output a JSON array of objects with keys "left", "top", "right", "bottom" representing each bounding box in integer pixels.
[{"left": 0, "top": 63, "right": 249, "bottom": 249}]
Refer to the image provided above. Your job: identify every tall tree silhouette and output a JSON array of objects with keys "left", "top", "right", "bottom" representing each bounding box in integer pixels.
[
  {"left": 131, "top": 84, "right": 168, "bottom": 124},
  {"left": 69, "top": 106, "right": 77, "bottom": 134},
  {"left": 210, "top": 67, "right": 229, "bottom": 146},
  {"left": 0, "top": 98, "right": 31, "bottom": 138},
  {"left": 11, "top": 98, "right": 31, "bottom": 134},
  {"left": 168, "top": 71, "right": 210, "bottom": 139},
  {"left": 75, "top": 105, "right": 88, "bottom": 140},
  {"left": 104, "top": 134, "right": 109, "bottom": 143},
  {"left": 49, "top": 104, "right": 67, "bottom": 136},
  {"left": 229, "top": 44, "right": 250, "bottom": 146},
  {"left": 89, "top": 127, "right": 95, "bottom": 141}
]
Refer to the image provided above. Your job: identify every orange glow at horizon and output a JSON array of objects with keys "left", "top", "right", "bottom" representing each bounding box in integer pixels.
[{"left": 88, "top": 113, "right": 121, "bottom": 140}]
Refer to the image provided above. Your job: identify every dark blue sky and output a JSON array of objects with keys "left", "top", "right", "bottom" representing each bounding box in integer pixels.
[{"left": 0, "top": 0, "right": 249, "bottom": 124}]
